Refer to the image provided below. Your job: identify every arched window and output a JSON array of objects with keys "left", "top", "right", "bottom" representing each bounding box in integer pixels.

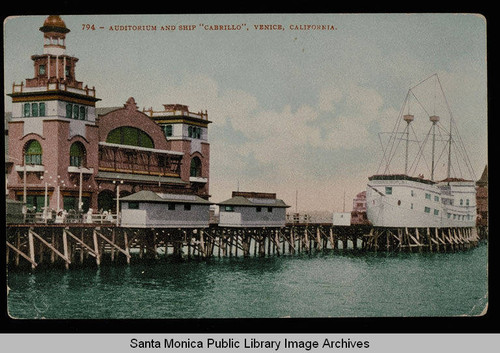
[
  {"left": 70, "top": 142, "right": 86, "bottom": 167},
  {"left": 190, "top": 157, "right": 202, "bottom": 177},
  {"left": 24, "top": 140, "right": 42, "bottom": 165},
  {"left": 106, "top": 126, "right": 154, "bottom": 148}
]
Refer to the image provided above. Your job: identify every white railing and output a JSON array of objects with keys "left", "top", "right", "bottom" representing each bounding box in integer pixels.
[
  {"left": 12, "top": 82, "right": 97, "bottom": 97},
  {"left": 23, "top": 211, "right": 119, "bottom": 225}
]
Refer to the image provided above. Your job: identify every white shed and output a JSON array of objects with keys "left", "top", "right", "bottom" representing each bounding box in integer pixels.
[
  {"left": 119, "top": 190, "right": 212, "bottom": 228},
  {"left": 218, "top": 191, "right": 290, "bottom": 227},
  {"left": 332, "top": 212, "right": 351, "bottom": 226}
]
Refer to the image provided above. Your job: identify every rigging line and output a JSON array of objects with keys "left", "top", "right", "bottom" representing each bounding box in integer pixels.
[
  {"left": 436, "top": 76, "right": 477, "bottom": 180},
  {"left": 385, "top": 123, "right": 409, "bottom": 174},
  {"left": 433, "top": 125, "right": 452, "bottom": 177},
  {"left": 450, "top": 139, "right": 467, "bottom": 178},
  {"left": 377, "top": 133, "right": 391, "bottom": 174},
  {"left": 382, "top": 94, "right": 410, "bottom": 174},
  {"left": 409, "top": 89, "right": 431, "bottom": 118},
  {"left": 385, "top": 92, "right": 411, "bottom": 168},
  {"left": 406, "top": 122, "right": 427, "bottom": 176},
  {"left": 451, "top": 118, "right": 477, "bottom": 179},
  {"left": 408, "top": 122, "right": 429, "bottom": 172},
  {"left": 409, "top": 123, "right": 433, "bottom": 177},
  {"left": 409, "top": 73, "right": 437, "bottom": 92}
]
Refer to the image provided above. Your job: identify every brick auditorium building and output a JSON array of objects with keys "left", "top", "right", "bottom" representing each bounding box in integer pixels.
[{"left": 5, "top": 15, "right": 211, "bottom": 214}]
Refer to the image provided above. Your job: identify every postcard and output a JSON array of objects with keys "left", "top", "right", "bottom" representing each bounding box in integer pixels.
[{"left": 3, "top": 13, "right": 489, "bottom": 333}]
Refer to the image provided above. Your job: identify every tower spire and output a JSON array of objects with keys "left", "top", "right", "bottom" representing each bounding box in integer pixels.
[{"left": 40, "top": 15, "right": 70, "bottom": 56}]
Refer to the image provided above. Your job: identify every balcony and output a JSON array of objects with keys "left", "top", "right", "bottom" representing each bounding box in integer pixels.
[
  {"left": 12, "top": 81, "right": 97, "bottom": 98},
  {"left": 15, "top": 164, "right": 45, "bottom": 173},
  {"left": 67, "top": 166, "right": 94, "bottom": 174},
  {"left": 98, "top": 142, "right": 183, "bottom": 178},
  {"left": 189, "top": 176, "right": 208, "bottom": 184}
]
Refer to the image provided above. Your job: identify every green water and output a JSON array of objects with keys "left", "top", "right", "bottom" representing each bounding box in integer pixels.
[{"left": 7, "top": 242, "right": 488, "bottom": 319}]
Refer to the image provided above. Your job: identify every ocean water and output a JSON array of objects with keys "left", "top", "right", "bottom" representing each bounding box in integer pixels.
[{"left": 6, "top": 242, "right": 488, "bottom": 319}]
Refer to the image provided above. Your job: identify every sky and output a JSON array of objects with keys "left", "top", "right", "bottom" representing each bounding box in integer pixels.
[{"left": 3, "top": 13, "right": 488, "bottom": 213}]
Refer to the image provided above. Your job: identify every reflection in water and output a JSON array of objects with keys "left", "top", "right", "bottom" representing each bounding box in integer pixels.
[{"left": 7, "top": 243, "right": 488, "bottom": 319}]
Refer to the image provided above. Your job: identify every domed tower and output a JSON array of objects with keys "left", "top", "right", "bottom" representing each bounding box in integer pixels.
[
  {"left": 7, "top": 15, "right": 100, "bottom": 213},
  {"left": 25, "top": 15, "right": 81, "bottom": 89},
  {"left": 40, "top": 15, "right": 70, "bottom": 56}
]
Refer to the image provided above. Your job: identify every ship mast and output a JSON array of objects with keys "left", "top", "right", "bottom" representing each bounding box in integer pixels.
[
  {"left": 446, "top": 110, "right": 453, "bottom": 179},
  {"left": 430, "top": 114, "right": 440, "bottom": 180},
  {"left": 403, "top": 113, "right": 414, "bottom": 175}
]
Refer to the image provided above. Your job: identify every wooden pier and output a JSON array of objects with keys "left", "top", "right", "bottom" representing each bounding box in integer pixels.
[{"left": 5, "top": 222, "right": 485, "bottom": 269}]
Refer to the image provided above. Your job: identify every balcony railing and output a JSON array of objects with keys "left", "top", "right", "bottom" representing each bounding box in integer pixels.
[
  {"left": 98, "top": 142, "right": 182, "bottom": 177},
  {"left": 143, "top": 104, "right": 209, "bottom": 121},
  {"left": 15, "top": 164, "right": 45, "bottom": 173},
  {"left": 12, "top": 81, "right": 97, "bottom": 98}
]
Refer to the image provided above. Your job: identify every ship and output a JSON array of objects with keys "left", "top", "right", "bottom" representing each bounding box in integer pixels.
[{"left": 366, "top": 74, "right": 477, "bottom": 228}]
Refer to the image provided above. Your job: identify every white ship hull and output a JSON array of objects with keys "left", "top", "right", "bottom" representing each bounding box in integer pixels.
[{"left": 366, "top": 175, "right": 476, "bottom": 228}]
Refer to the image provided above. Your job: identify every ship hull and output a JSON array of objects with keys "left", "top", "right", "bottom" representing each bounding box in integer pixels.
[{"left": 366, "top": 175, "right": 476, "bottom": 228}]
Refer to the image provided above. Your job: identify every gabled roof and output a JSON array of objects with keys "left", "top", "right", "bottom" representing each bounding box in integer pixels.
[
  {"left": 120, "top": 190, "right": 211, "bottom": 204},
  {"left": 476, "top": 165, "right": 488, "bottom": 187},
  {"left": 218, "top": 196, "right": 290, "bottom": 208}
]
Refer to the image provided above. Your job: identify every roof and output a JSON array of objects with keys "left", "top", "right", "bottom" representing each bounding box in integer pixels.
[
  {"left": 476, "top": 165, "right": 488, "bottom": 187},
  {"left": 120, "top": 190, "right": 211, "bottom": 204},
  {"left": 96, "top": 107, "right": 122, "bottom": 116},
  {"left": 218, "top": 196, "right": 290, "bottom": 208},
  {"left": 40, "top": 15, "right": 70, "bottom": 34},
  {"left": 369, "top": 174, "right": 436, "bottom": 185}
]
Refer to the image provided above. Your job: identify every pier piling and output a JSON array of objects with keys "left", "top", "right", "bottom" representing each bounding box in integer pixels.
[{"left": 6, "top": 222, "right": 484, "bottom": 269}]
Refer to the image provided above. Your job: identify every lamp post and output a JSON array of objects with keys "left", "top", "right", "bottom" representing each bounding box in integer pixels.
[
  {"left": 40, "top": 171, "right": 49, "bottom": 223},
  {"left": 50, "top": 175, "right": 65, "bottom": 212},
  {"left": 23, "top": 164, "right": 27, "bottom": 206},
  {"left": 113, "top": 179, "right": 123, "bottom": 225},
  {"left": 78, "top": 166, "right": 83, "bottom": 212}
]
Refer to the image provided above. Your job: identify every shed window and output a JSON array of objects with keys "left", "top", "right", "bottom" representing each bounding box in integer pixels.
[
  {"left": 256, "top": 207, "right": 262, "bottom": 212},
  {"left": 385, "top": 187, "right": 392, "bottom": 195},
  {"left": 184, "top": 204, "right": 191, "bottom": 211},
  {"left": 224, "top": 206, "right": 234, "bottom": 212},
  {"left": 267, "top": 207, "right": 273, "bottom": 212},
  {"left": 128, "top": 202, "right": 139, "bottom": 209},
  {"left": 168, "top": 203, "right": 175, "bottom": 210}
]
